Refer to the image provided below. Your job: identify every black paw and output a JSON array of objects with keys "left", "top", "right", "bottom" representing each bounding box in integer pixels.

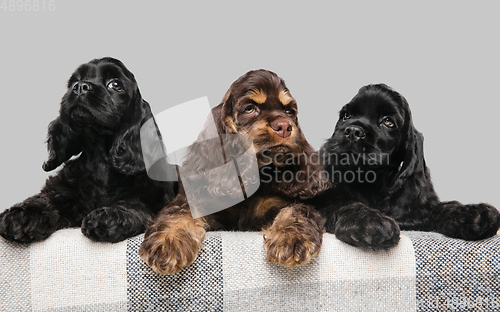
[
  {"left": 81, "top": 207, "right": 149, "bottom": 243},
  {"left": 433, "top": 201, "right": 500, "bottom": 240},
  {"left": 328, "top": 203, "right": 400, "bottom": 250},
  {"left": 0, "top": 197, "right": 60, "bottom": 243}
]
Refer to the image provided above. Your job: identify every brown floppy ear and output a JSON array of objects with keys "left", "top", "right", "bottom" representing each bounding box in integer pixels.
[
  {"left": 180, "top": 103, "right": 259, "bottom": 218},
  {"left": 218, "top": 87, "right": 239, "bottom": 134},
  {"left": 181, "top": 80, "right": 239, "bottom": 174},
  {"left": 181, "top": 98, "right": 257, "bottom": 184},
  {"left": 180, "top": 103, "right": 226, "bottom": 174}
]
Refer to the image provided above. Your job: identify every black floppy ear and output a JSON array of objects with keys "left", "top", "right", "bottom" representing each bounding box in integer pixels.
[
  {"left": 388, "top": 120, "right": 427, "bottom": 195},
  {"left": 110, "top": 93, "right": 154, "bottom": 176},
  {"left": 42, "top": 117, "right": 82, "bottom": 172}
]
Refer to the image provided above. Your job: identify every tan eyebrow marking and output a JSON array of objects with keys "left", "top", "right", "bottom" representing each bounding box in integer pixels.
[
  {"left": 247, "top": 89, "right": 267, "bottom": 104},
  {"left": 278, "top": 90, "right": 294, "bottom": 106}
]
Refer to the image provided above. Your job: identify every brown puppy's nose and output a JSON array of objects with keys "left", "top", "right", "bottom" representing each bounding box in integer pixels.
[{"left": 271, "top": 120, "right": 292, "bottom": 138}]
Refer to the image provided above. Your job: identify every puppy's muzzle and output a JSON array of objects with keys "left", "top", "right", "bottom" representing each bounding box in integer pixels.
[
  {"left": 72, "top": 82, "right": 92, "bottom": 96},
  {"left": 344, "top": 125, "right": 365, "bottom": 142},
  {"left": 271, "top": 120, "right": 292, "bottom": 139}
]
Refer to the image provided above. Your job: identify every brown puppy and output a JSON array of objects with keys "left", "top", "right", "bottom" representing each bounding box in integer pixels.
[{"left": 139, "top": 69, "right": 329, "bottom": 274}]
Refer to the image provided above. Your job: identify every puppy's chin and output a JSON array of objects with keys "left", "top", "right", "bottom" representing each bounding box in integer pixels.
[
  {"left": 60, "top": 100, "right": 123, "bottom": 135},
  {"left": 257, "top": 145, "right": 298, "bottom": 167},
  {"left": 321, "top": 150, "right": 393, "bottom": 170},
  {"left": 60, "top": 108, "right": 117, "bottom": 136}
]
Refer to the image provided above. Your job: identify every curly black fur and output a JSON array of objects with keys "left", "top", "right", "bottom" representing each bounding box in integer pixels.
[
  {"left": 0, "top": 57, "right": 176, "bottom": 243},
  {"left": 309, "top": 84, "right": 500, "bottom": 250}
]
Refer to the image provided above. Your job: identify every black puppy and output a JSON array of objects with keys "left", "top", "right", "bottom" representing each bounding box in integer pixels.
[
  {"left": 311, "top": 84, "right": 500, "bottom": 250},
  {"left": 0, "top": 57, "right": 176, "bottom": 243}
]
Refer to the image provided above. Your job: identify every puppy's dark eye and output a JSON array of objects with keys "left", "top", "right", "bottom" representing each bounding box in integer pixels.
[
  {"left": 107, "top": 80, "right": 124, "bottom": 92},
  {"left": 382, "top": 117, "right": 395, "bottom": 128},
  {"left": 342, "top": 112, "right": 351, "bottom": 121},
  {"left": 285, "top": 109, "right": 295, "bottom": 115},
  {"left": 244, "top": 105, "right": 256, "bottom": 115}
]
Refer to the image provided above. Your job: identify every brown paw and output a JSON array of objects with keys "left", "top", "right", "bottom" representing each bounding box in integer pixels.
[
  {"left": 262, "top": 206, "right": 323, "bottom": 267},
  {"left": 138, "top": 214, "right": 206, "bottom": 274}
]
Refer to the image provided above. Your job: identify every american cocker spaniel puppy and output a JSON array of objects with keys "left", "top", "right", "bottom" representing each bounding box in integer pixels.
[
  {"left": 310, "top": 83, "right": 500, "bottom": 250},
  {"left": 139, "top": 69, "right": 329, "bottom": 274},
  {"left": 0, "top": 57, "right": 176, "bottom": 243}
]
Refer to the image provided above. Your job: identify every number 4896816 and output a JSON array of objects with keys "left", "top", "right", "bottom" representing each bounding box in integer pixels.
[{"left": 1, "top": 0, "right": 56, "bottom": 11}]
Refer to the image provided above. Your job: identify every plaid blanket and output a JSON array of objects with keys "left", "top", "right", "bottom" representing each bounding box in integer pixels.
[{"left": 1, "top": 229, "right": 499, "bottom": 312}]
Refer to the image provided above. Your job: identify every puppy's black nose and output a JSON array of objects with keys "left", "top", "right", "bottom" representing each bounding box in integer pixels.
[
  {"left": 271, "top": 120, "right": 292, "bottom": 139},
  {"left": 72, "top": 82, "right": 92, "bottom": 95},
  {"left": 345, "top": 125, "right": 365, "bottom": 141}
]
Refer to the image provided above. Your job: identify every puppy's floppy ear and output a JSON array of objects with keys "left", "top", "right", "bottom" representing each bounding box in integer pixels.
[
  {"left": 110, "top": 91, "right": 154, "bottom": 175},
  {"left": 180, "top": 104, "right": 259, "bottom": 217},
  {"left": 182, "top": 103, "right": 257, "bottom": 194},
  {"left": 181, "top": 104, "right": 226, "bottom": 174},
  {"left": 42, "top": 117, "right": 82, "bottom": 172},
  {"left": 388, "top": 112, "right": 428, "bottom": 195},
  {"left": 219, "top": 87, "right": 239, "bottom": 134}
]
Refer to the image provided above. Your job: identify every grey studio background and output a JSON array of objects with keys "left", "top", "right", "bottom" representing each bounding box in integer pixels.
[{"left": 1, "top": 1, "right": 499, "bottom": 213}]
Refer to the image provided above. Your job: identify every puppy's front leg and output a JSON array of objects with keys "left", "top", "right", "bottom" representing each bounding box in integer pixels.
[
  {"left": 431, "top": 201, "right": 500, "bottom": 240},
  {"left": 139, "top": 199, "right": 207, "bottom": 274},
  {"left": 0, "top": 194, "right": 64, "bottom": 243},
  {"left": 81, "top": 200, "right": 153, "bottom": 243},
  {"left": 263, "top": 203, "right": 324, "bottom": 267}
]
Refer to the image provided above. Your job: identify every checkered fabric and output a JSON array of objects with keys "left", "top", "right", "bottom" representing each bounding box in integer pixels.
[{"left": 1, "top": 229, "right": 499, "bottom": 311}]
